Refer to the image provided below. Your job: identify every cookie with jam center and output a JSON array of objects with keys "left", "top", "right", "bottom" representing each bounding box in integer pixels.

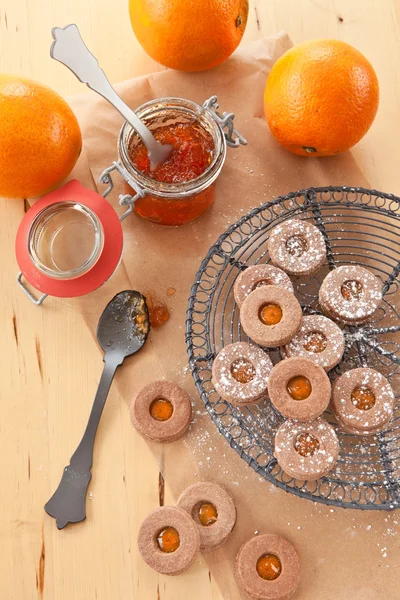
[
  {"left": 331, "top": 368, "right": 394, "bottom": 434},
  {"left": 235, "top": 533, "right": 301, "bottom": 600},
  {"left": 138, "top": 506, "right": 200, "bottom": 575},
  {"left": 267, "top": 356, "right": 331, "bottom": 422},
  {"left": 240, "top": 286, "right": 302, "bottom": 348},
  {"left": 130, "top": 381, "right": 192, "bottom": 442},
  {"left": 319, "top": 265, "right": 382, "bottom": 324},
  {"left": 274, "top": 417, "right": 339, "bottom": 481},
  {"left": 283, "top": 314, "right": 345, "bottom": 371},
  {"left": 267, "top": 218, "right": 326, "bottom": 276},
  {"left": 177, "top": 482, "right": 236, "bottom": 552},
  {"left": 234, "top": 264, "right": 294, "bottom": 308},
  {"left": 212, "top": 342, "right": 273, "bottom": 405}
]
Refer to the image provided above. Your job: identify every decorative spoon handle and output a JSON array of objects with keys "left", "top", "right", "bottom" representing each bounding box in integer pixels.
[
  {"left": 50, "top": 24, "right": 170, "bottom": 168},
  {"left": 44, "top": 352, "right": 123, "bottom": 529}
]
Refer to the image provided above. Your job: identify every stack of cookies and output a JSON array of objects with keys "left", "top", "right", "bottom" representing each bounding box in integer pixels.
[
  {"left": 211, "top": 217, "right": 395, "bottom": 482},
  {"left": 137, "top": 482, "right": 236, "bottom": 575}
]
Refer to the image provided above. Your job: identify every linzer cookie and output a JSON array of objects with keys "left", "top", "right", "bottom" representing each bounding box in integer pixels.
[
  {"left": 332, "top": 368, "right": 394, "bottom": 435},
  {"left": 319, "top": 265, "right": 382, "bottom": 324},
  {"left": 235, "top": 533, "right": 301, "bottom": 600},
  {"left": 268, "top": 357, "right": 331, "bottom": 421},
  {"left": 240, "top": 286, "right": 302, "bottom": 347},
  {"left": 177, "top": 482, "right": 236, "bottom": 552},
  {"left": 267, "top": 218, "right": 326, "bottom": 276},
  {"left": 138, "top": 506, "right": 200, "bottom": 575},
  {"left": 130, "top": 381, "right": 192, "bottom": 442},
  {"left": 274, "top": 418, "right": 339, "bottom": 480},
  {"left": 283, "top": 314, "right": 345, "bottom": 371},
  {"left": 234, "top": 264, "right": 294, "bottom": 308},
  {"left": 212, "top": 342, "right": 273, "bottom": 405}
]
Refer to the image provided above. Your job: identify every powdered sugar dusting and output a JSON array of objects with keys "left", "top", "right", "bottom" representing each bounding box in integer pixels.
[{"left": 268, "top": 219, "right": 326, "bottom": 276}]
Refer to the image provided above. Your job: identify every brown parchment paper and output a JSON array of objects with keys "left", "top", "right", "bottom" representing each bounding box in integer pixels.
[{"left": 64, "top": 33, "right": 399, "bottom": 600}]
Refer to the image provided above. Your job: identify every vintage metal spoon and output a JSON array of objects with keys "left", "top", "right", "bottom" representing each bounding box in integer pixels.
[
  {"left": 44, "top": 290, "right": 150, "bottom": 529},
  {"left": 50, "top": 24, "right": 173, "bottom": 170}
]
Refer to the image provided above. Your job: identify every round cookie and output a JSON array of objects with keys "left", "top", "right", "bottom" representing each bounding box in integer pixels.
[
  {"left": 138, "top": 506, "right": 200, "bottom": 575},
  {"left": 234, "top": 264, "right": 294, "bottom": 308},
  {"left": 283, "top": 314, "right": 345, "bottom": 371},
  {"left": 240, "top": 286, "right": 302, "bottom": 348},
  {"left": 177, "top": 482, "right": 236, "bottom": 552},
  {"left": 267, "top": 218, "right": 326, "bottom": 276},
  {"left": 319, "top": 265, "right": 382, "bottom": 324},
  {"left": 130, "top": 381, "right": 192, "bottom": 442},
  {"left": 274, "top": 418, "right": 339, "bottom": 481},
  {"left": 331, "top": 368, "right": 394, "bottom": 435},
  {"left": 235, "top": 533, "right": 301, "bottom": 600},
  {"left": 267, "top": 357, "right": 331, "bottom": 422},
  {"left": 212, "top": 342, "right": 273, "bottom": 405}
]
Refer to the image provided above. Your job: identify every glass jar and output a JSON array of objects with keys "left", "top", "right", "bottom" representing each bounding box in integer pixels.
[
  {"left": 16, "top": 180, "right": 123, "bottom": 304},
  {"left": 28, "top": 201, "right": 104, "bottom": 279},
  {"left": 101, "top": 96, "right": 246, "bottom": 227}
]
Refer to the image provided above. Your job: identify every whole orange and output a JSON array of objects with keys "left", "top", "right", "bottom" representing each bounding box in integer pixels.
[
  {"left": 264, "top": 39, "right": 379, "bottom": 156},
  {"left": 129, "top": 0, "right": 249, "bottom": 72},
  {"left": 0, "top": 75, "right": 82, "bottom": 198}
]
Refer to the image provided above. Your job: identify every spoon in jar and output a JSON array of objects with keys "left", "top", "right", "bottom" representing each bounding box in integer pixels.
[
  {"left": 50, "top": 24, "right": 173, "bottom": 170},
  {"left": 44, "top": 290, "right": 150, "bottom": 529}
]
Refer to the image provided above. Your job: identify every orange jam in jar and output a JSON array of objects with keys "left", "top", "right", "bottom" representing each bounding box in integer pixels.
[{"left": 118, "top": 98, "right": 226, "bottom": 226}]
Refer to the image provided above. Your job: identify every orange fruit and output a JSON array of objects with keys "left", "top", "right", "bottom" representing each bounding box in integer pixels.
[
  {"left": 0, "top": 74, "right": 82, "bottom": 198},
  {"left": 129, "top": 0, "right": 249, "bottom": 72},
  {"left": 264, "top": 40, "right": 379, "bottom": 157}
]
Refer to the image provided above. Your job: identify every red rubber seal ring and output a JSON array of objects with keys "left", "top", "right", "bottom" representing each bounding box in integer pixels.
[{"left": 15, "top": 180, "right": 123, "bottom": 298}]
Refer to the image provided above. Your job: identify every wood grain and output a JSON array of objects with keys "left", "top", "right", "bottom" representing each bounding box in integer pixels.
[{"left": 1, "top": 1, "right": 400, "bottom": 599}]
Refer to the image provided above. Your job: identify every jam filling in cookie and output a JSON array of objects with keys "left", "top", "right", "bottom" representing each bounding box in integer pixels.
[
  {"left": 319, "top": 265, "right": 382, "bottom": 324},
  {"left": 332, "top": 368, "right": 394, "bottom": 435},
  {"left": 235, "top": 533, "right": 301, "bottom": 600},
  {"left": 150, "top": 398, "right": 174, "bottom": 421},
  {"left": 156, "top": 527, "right": 180, "bottom": 552},
  {"left": 274, "top": 418, "right": 339, "bottom": 481},
  {"left": 256, "top": 554, "right": 282, "bottom": 581},
  {"left": 130, "top": 381, "right": 192, "bottom": 443},
  {"left": 197, "top": 502, "right": 218, "bottom": 527},
  {"left": 234, "top": 264, "right": 294, "bottom": 308},
  {"left": 177, "top": 482, "right": 236, "bottom": 552},
  {"left": 212, "top": 342, "right": 273, "bottom": 405},
  {"left": 138, "top": 506, "right": 200, "bottom": 575},
  {"left": 283, "top": 314, "right": 345, "bottom": 371},
  {"left": 240, "top": 286, "right": 302, "bottom": 347},
  {"left": 267, "top": 218, "right": 326, "bottom": 276},
  {"left": 268, "top": 356, "right": 331, "bottom": 421}
]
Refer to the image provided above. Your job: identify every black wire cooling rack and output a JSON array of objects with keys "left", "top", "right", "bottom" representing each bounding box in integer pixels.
[{"left": 186, "top": 186, "right": 400, "bottom": 510}]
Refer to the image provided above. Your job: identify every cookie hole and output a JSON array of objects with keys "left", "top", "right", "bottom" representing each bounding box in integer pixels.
[
  {"left": 230, "top": 358, "right": 256, "bottom": 384},
  {"left": 251, "top": 278, "right": 273, "bottom": 291},
  {"left": 194, "top": 501, "right": 218, "bottom": 527},
  {"left": 287, "top": 376, "right": 312, "bottom": 400},
  {"left": 256, "top": 553, "right": 282, "bottom": 580},
  {"left": 259, "top": 303, "right": 283, "bottom": 326},
  {"left": 285, "top": 234, "right": 308, "bottom": 257},
  {"left": 341, "top": 279, "right": 364, "bottom": 301},
  {"left": 294, "top": 432, "right": 320, "bottom": 457},
  {"left": 150, "top": 398, "right": 174, "bottom": 421},
  {"left": 156, "top": 526, "right": 180, "bottom": 553},
  {"left": 303, "top": 331, "right": 327, "bottom": 353},
  {"left": 351, "top": 386, "right": 376, "bottom": 411}
]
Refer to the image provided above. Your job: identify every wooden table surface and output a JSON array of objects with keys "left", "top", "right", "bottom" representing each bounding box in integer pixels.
[{"left": 1, "top": 1, "right": 400, "bottom": 599}]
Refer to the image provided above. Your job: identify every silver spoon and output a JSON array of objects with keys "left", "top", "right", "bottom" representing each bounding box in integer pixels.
[
  {"left": 50, "top": 24, "right": 173, "bottom": 170},
  {"left": 44, "top": 290, "right": 150, "bottom": 529}
]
